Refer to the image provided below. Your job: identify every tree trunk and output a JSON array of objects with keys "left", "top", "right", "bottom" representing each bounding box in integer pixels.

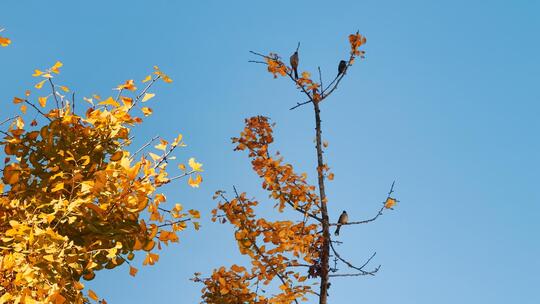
[{"left": 313, "top": 101, "right": 330, "bottom": 304}]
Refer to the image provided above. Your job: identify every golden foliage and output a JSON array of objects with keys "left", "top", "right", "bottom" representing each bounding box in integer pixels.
[
  {"left": 196, "top": 116, "right": 321, "bottom": 303},
  {"left": 0, "top": 63, "right": 201, "bottom": 303}
]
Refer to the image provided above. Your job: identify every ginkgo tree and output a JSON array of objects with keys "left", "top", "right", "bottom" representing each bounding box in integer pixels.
[
  {"left": 194, "top": 32, "right": 399, "bottom": 304},
  {"left": 0, "top": 61, "right": 203, "bottom": 303}
]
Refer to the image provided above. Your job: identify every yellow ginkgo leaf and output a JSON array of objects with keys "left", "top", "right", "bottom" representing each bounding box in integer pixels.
[
  {"left": 188, "top": 174, "right": 202, "bottom": 188},
  {"left": 98, "top": 97, "right": 120, "bottom": 107},
  {"left": 149, "top": 152, "right": 161, "bottom": 161},
  {"left": 141, "top": 107, "right": 153, "bottom": 116},
  {"left": 59, "top": 85, "right": 70, "bottom": 92},
  {"left": 32, "top": 69, "right": 43, "bottom": 77},
  {"left": 172, "top": 133, "right": 183, "bottom": 147},
  {"left": 38, "top": 96, "right": 48, "bottom": 108},
  {"left": 154, "top": 139, "right": 167, "bottom": 151},
  {"left": 142, "top": 75, "right": 152, "bottom": 83},
  {"left": 51, "top": 182, "right": 64, "bottom": 192},
  {"left": 13, "top": 97, "right": 24, "bottom": 104},
  {"left": 35, "top": 80, "right": 46, "bottom": 89},
  {"left": 142, "top": 93, "right": 155, "bottom": 102},
  {"left": 117, "top": 79, "right": 137, "bottom": 91},
  {"left": 16, "top": 117, "right": 24, "bottom": 129},
  {"left": 188, "top": 158, "right": 203, "bottom": 172},
  {"left": 51, "top": 61, "right": 63, "bottom": 74},
  {"left": 79, "top": 156, "right": 91, "bottom": 166}
]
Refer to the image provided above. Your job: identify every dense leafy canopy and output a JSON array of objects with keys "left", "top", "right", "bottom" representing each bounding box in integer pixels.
[{"left": 0, "top": 63, "right": 202, "bottom": 303}]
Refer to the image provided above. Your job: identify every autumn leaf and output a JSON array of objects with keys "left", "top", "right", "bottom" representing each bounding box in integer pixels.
[
  {"left": 0, "top": 35, "right": 11, "bottom": 47},
  {"left": 384, "top": 197, "right": 397, "bottom": 209},
  {"left": 188, "top": 174, "right": 202, "bottom": 188},
  {"left": 143, "top": 253, "right": 159, "bottom": 266},
  {"left": 142, "top": 93, "right": 155, "bottom": 102},
  {"left": 188, "top": 157, "right": 203, "bottom": 172},
  {"left": 189, "top": 209, "right": 200, "bottom": 219},
  {"left": 35, "top": 80, "right": 46, "bottom": 89},
  {"left": 154, "top": 139, "right": 167, "bottom": 151},
  {"left": 88, "top": 290, "right": 99, "bottom": 301},
  {"left": 142, "top": 75, "right": 152, "bottom": 83},
  {"left": 98, "top": 97, "right": 120, "bottom": 107},
  {"left": 117, "top": 79, "right": 137, "bottom": 91},
  {"left": 129, "top": 266, "right": 138, "bottom": 277},
  {"left": 38, "top": 96, "right": 48, "bottom": 107},
  {"left": 51, "top": 61, "right": 63, "bottom": 74},
  {"left": 141, "top": 107, "right": 153, "bottom": 116}
]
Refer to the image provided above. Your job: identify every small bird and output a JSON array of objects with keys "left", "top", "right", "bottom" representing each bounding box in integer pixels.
[
  {"left": 290, "top": 51, "right": 299, "bottom": 79},
  {"left": 334, "top": 210, "right": 348, "bottom": 236},
  {"left": 337, "top": 60, "right": 347, "bottom": 77}
]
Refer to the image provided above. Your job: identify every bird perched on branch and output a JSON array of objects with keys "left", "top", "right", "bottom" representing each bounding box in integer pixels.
[
  {"left": 337, "top": 60, "right": 347, "bottom": 77},
  {"left": 290, "top": 51, "right": 299, "bottom": 79},
  {"left": 335, "top": 210, "right": 348, "bottom": 236}
]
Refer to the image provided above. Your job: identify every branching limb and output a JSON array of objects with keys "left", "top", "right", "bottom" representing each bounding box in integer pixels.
[
  {"left": 330, "top": 241, "right": 379, "bottom": 276},
  {"left": 130, "top": 135, "right": 160, "bottom": 160},
  {"left": 329, "top": 181, "right": 396, "bottom": 227}
]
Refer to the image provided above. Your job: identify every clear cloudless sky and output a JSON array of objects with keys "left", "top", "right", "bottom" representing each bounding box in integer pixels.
[{"left": 1, "top": 0, "right": 539, "bottom": 303}]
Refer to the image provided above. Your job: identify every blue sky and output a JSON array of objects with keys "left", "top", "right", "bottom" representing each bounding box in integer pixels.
[{"left": 1, "top": 0, "right": 539, "bottom": 303}]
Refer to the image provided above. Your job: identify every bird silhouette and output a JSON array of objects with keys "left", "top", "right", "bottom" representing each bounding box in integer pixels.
[
  {"left": 290, "top": 51, "right": 299, "bottom": 79},
  {"left": 337, "top": 60, "right": 347, "bottom": 77},
  {"left": 335, "top": 210, "right": 348, "bottom": 236}
]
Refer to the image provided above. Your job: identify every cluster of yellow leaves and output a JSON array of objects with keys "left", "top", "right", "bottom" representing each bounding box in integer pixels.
[
  {"left": 0, "top": 63, "right": 201, "bottom": 303},
  {"left": 197, "top": 116, "right": 322, "bottom": 303}
]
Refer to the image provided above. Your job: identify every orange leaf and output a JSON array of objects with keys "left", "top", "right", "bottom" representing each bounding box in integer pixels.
[
  {"left": 384, "top": 197, "right": 397, "bottom": 209},
  {"left": 0, "top": 36, "right": 11, "bottom": 47},
  {"left": 88, "top": 290, "right": 99, "bottom": 301},
  {"left": 38, "top": 96, "right": 48, "bottom": 108},
  {"left": 129, "top": 266, "right": 138, "bottom": 277}
]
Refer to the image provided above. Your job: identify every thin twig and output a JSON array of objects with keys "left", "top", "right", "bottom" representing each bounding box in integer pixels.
[
  {"left": 329, "top": 181, "right": 396, "bottom": 226},
  {"left": 130, "top": 135, "right": 160, "bottom": 160},
  {"left": 330, "top": 241, "right": 379, "bottom": 276},
  {"left": 128, "top": 75, "right": 161, "bottom": 112},
  {"left": 24, "top": 100, "right": 52, "bottom": 121},
  {"left": 48, "top": 78, "right": 60, "bottom": 109},
  {"left": 0, "top": 116, "right": 18, "bottom": 127}
]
